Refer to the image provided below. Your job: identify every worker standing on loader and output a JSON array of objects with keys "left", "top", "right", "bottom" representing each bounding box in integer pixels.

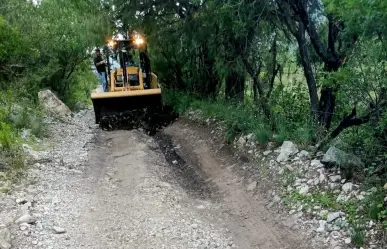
[{"left": 94, "top": 48, "right": 108, "bottom": 92}]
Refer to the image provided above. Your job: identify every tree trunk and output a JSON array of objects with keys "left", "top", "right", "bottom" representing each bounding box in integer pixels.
[
  {"left": 295, "top": 22, "right": 319, "bottom": 118},
  {"left": 225, "top": 69, "right": 245, "bottom": 101},
  {"left": 201, "top": 43, "right": 219, "bottom": 99}
]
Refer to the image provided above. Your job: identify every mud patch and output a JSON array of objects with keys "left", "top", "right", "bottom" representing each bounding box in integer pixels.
[
  {"left": 153, "top": 132, "right": 213, "bottom": 200},
  {"left": 99, "top": 105, "right": 178, "bottom": 136}
]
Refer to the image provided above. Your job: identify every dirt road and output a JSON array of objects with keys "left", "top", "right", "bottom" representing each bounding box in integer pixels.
[{"left": 4, "top": 111, "right": 322, "bottom": 249}]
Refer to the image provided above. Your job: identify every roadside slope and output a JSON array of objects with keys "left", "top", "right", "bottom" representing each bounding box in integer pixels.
[{"left": 161, "top": 119, "right": 319, "bottom": 249}]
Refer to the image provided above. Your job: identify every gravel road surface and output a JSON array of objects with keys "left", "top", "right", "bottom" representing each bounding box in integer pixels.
[{"left": 0, "top": 110, "right": 318, "bottom": 249}]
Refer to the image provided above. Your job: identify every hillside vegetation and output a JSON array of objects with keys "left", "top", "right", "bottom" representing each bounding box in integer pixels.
[
  {"left": 110, "top": 0, "right": 387, "bottom": 180},
  {"left": 0, "top": 0, "right": 109, "bottom": 175}
]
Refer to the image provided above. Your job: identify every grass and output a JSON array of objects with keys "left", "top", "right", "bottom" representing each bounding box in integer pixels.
[
  {"left": 164, "top": 90, "right": 314, "bottom": 146},
  {"left": 351, "top": 226, "right": 366, "bottom": 247}
]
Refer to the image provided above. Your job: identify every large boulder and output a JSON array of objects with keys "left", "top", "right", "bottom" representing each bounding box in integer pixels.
[
  {"left": 322, "top": 147, "right": 364, "bottom": 169},
  {"left": 38, "top": 90, "right": 71, "bottom": 120},
  {"left": 276, "top": 141, "right": 299, "bottom": 162}
]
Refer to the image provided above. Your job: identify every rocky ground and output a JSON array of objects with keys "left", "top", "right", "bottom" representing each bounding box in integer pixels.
[
  {"left": 185, "top": 110, "right": 387, "bottom": 249},
  {"left": 0, "top": 105, "right": 309, "bottom": 249}
]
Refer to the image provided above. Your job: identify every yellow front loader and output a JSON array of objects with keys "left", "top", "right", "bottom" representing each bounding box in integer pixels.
[{"left": 91, "top": 35, "right": 162, "bottom": 124}]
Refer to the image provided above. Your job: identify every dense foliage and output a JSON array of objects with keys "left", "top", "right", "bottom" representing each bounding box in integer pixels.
[
  {"left": 107, "top": 0, "right": 387, "bottom": 171},
  {"left": 0, "top": 0, "right": 110, "bottom": 171}
]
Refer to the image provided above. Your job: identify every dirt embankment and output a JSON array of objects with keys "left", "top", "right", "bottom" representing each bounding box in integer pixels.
[{"left": 157, "top": 119, "right": 320, "bottom": 249}]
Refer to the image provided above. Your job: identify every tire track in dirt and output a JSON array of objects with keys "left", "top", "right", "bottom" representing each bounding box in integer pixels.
[{"left": 159, "top": 119, "right": 323, "bottom": 249}]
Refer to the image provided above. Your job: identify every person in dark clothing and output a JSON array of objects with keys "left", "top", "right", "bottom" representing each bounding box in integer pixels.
[{"left": 94, "top": 48, "right": 108, "bottom": 92}]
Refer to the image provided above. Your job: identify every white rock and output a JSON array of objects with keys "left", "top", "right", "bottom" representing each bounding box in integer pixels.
[
  {"left": 15, "top": 214, "right": 36, "bottom": 224},
  {"left": 263, "top": 150, "right": 272, "bottom": 156},
  {"left": 273, "top": 195, "right": 281, "bottom": 203},
  {"left": 0, "top": 228, "right": 11, "bottom": 249},
  {"left": 15, "top": 198, "right": 27, "bottom": 205},
  {"left": 342, "top": 182, "right": 353, "bottom": 192},
  {"left": 285, "top": 165, "right": 294, "bottom": 172},
  {"left": 298, "top": 150, "right": 309, "bottom": 158},
  {"left": 311, "top": 159, "right": 323, "bottom": 168},
  {"left": 246, "top": 133, "right": 256, "bottom": 141},
  {"left": 319, "top": 174, "right": 326, "bottom": 183},
  {"left": 276, "top": 141, "right": 299, "bottom": 162},
  {"left": 344, "top": 237, "right": 351, "bottom": 244},
  {"left": 293, "top": 179, "right": 302, "bottom": 187},
  {"left": 298, "top": 185, "right": 309, "bottom": 195},
  {"left": 38, "top": 90, "right": 72, "bottom": 120},
  {"left": 237, "top": 137, "right": 246, "bottom": 148},
  {"left": 329, "top": 175, "right": 341, "bottom": 182},
  {"left": 316, "top": 220, "right": 327, "bottom": 233},
  {"left": 327, "top": 212, "right": 344, "bottom": 223},
  {"left": 322, "top": 147, "right": 364, "bottom": 168},
  {"left": 246, "top": 181, "right": 257, "bottom": 191},
  {"left": 328, "top": 183, "right": 339, "bottom": 189},
  {"left": 52, "top": 226, "right": 66, "bottom": 234}
]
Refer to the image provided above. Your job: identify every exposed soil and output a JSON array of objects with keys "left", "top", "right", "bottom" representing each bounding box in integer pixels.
[
  {"left": 159, "top": 119, "right": 319, "bottom": 249},
  {"left": 1, "top": 110, "right": 326, "bottom": 249}
]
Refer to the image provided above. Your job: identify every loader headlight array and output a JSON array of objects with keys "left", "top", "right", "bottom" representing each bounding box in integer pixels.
[{"left": 134, "top": 38, "right": 144, "bottom": 46}]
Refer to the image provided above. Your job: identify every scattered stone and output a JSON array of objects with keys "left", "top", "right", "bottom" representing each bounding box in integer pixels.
[
  {"left": 246, "top": 181, "right": 257, "bottom": 192},
  {"left": 52, "top": 226, "right": 66, "bottom": 234},
  {"left": 285, "top": 165, "right": 294, "bottom": 172},
  {"left": 342, "top": 182, "right": 353, "bottom": 192},
  {"left": 273, "top": 195, "right": 281, "bottom": 203},
  {"left": 384, "top": 183, "right": 387, "bottom": 190},
  {"left": 283, "top": 214, "right": 298, "bottom": 229},
  {"left": 316, "top": 220, "right": 327, "bottom": 233},
  {"left": 328, "top": 183, "right": 339, "bottom": 190},
  {"left": 276, "top": 141, "right": 299, "bottom": 162},
  {"left": 329, "top": 175, "right": 341, "bottom": 183},
  {"left": 0, "top": 228, "right": 11, "bottom": 249},
  {"left": 237, "top": 136, "right": 246, "bottom": 148},
  {"left": 311, "top": 159, "right": 323, "bottom": 168},
  {"left": 322, "top": 147, "right": 364, "bottom": 168},
  {"left": 15, "top": 214, "right": 36, "bottom": 224},
  {"left": 298, "top": 150, "right": 309, "bottom": 158},
  {"left": 319, "top": 173, "right": 326, "bottom": 183},
  {"left": 246, "top": 133, "right": 256, "bottom": 142},
  {"left": 263, "top": 150, "right": 272, "bottom": 156},
  {"left": 298, "top": 185, "right": 309, "bottom": 195},
  {"left": 327, "top": 212, "right": 344, "bottom": 223},
  {"left": 344, "top": 237, "right": 351, "bottom": 244}
]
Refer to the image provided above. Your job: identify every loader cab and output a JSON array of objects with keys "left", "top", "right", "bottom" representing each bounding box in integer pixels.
[{"left": 103, "top": 37, "right": 156, "bottom": 93}]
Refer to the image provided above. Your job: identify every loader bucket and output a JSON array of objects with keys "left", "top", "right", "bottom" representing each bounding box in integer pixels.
[{"left": 91, "top": 89, "right": 162, "bottom": 124}]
